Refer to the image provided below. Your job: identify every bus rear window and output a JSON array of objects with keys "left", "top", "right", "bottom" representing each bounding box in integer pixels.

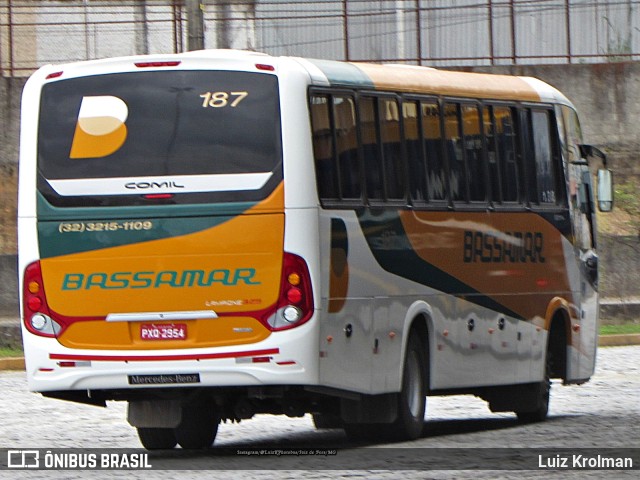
[{"left": 37, "top": 70, "right": 282, "bottom": 206}]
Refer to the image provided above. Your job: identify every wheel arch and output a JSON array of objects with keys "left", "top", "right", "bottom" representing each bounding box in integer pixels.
[{"left": 546, "top": 306, "right": 570, "bottom": 381}]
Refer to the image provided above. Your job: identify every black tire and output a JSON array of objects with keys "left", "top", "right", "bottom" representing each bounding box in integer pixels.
[
  {"left": 388, "top": 333, "right": 427, "bottom": 440},
  {"left": 516, "top": 350, "right": 551, "bottom": 423},
  {"left": 137, "top": 427, "right": 177, "bottom": 450},
  {"left": 174, "top": 405, "right": 220, "bottom": 449},
  {"left": 344, "top": 333, "right": 427, "bottom": 442},
  {"left": 312, "top": 413, "right": 343, "bottom": 429}
]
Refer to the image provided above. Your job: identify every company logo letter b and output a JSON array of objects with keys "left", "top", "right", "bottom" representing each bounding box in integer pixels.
[{"left": 70, "top": 96, "right": 128, "bottom": 159}]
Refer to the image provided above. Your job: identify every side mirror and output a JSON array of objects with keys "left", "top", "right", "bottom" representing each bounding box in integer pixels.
[
  {"left": 597, "top": 169, "right": 613, "bottom": 212},
  {"left": 578, "top": 144, "right": 608, "bottom": 169}
]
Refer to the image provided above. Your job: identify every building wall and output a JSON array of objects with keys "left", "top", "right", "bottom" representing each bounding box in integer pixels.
[
  {"left": 3, "top": 1, "right": 640, "bottom": 76},
  {"left": 0, "top": 76, "right": 25, "bottom": 170}
]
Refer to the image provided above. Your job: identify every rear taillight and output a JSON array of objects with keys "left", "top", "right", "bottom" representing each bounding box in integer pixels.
[
  {"left": 264, "top": 253, "right": 314, "bottom": 331},
  {"left": 134, "top": 61, "right": 181, "bottom": 68},
  {"left": 22, "top": 261, "right": 63, "bottom": 337}
]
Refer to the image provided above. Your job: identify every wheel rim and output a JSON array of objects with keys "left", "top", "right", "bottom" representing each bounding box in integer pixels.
[{"left": 405, "top": 350, "right": 422, "bottom": 418}]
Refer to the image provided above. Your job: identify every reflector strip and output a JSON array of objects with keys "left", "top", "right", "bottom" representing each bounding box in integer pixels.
[
  {"left": 251, "top": 357, "right": 271, "bottom": 363},
  {"left": 49, "top": 348, "right": 279, "bottom": 362}
]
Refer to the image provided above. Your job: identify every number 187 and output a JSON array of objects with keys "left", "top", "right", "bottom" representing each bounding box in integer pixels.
[{"left": 200, "top": 91, "right": 248, "bottom": 108}]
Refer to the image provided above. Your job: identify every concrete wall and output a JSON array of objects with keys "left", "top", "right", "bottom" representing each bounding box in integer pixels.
[
  {"left": 0, "top": 255, "right": 18, "bottom": 316},
  {"left": 0, "top": 77, "right": 26, "bottom": 170}
]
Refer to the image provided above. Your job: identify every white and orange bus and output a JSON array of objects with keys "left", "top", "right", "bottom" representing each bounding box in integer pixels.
[{"left": 18, "top": 50, "right": 613, "bottom": 449}]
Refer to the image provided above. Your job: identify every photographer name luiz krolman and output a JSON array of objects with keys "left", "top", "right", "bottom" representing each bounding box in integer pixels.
[{"left": 538, "top": 453, "right": 634, "bottom": 469}]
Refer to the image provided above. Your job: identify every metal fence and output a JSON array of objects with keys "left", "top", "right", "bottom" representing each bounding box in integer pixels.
[{"left": 2, "top": 0, "right": 640, "bottom": 77}]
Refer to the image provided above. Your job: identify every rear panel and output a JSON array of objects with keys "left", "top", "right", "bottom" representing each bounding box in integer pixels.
[{"left": 31, "top": 66, "right": 285, "bottom": 351}]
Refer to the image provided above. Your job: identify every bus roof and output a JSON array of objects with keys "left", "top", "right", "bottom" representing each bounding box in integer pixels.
[
  {"left": 299, "top": 57, "right": 571, "bottom": 106},
  {"left": 31, "top": 49, "right": 573, "bottom": 108}
]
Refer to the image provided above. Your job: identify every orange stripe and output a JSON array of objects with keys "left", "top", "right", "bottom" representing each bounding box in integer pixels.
[{"left": 354, "top": 63, "right": 542, "bottom": 101}]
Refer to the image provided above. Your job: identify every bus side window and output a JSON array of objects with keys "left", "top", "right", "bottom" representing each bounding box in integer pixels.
[
  {"left": 531, "top": 109, "right": 558, "bottom": 205},
  {"left": 562, "top": 106, "right": 594, "bottom": 249},
  {"left": 484, "top": 106, "right": 502, "bottom": 204},
  {"left": 462, "top": 103, "right": 485, "bottom": 202},
  {"left": 485, "top": 105, "right": 519, "bottom": 205},
  {"left": 495, "top": 107, "right": 519, "bottom": 203},
  {"left": 444, "top": 102, "right": 464, "bottom": 202},
  {"left": 520, "top": 109, "right": 539, "bottom": 206},
  {"left": 359, "top": 97, "right": 384, "bottom": 201},
  {"left": 332, "top": 95, "right": 361, "bottom": 200},
  {"left": 310, "top": 95, "right": 338, "bottom": 201},
  {"left": 422, "top": 101, "right": 445, "bottom": 201},
  {"left": 403, "top": 100, "right": 427, "bottom": 202},
  {"left": 379, "top": 98, "right": 405, "bottom": 201}
]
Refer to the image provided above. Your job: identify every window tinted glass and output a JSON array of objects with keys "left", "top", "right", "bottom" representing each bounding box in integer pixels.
[
  {"left": 380, "top": 98, "right": 405, "bottom": 200},
  {"left": 311, "top": 95, "right": 338, "bottom": 200},
  {"left": 422, "top": 102, "right": 445, "bottom": 201},
  {"left": 360, "top": 97, "right": 384, "bottom": 200},
  {"left": 462, "top": 104, "right": 485, "bottom": 202},
  {"left": 562, "top": 106, "right": 583, "bottom": 163},
  {"left": 404, "top": 101, "right": 426, "bottom": 201},
  {"left": 532, "top": 110, "right": 557, "bottom": 204},
  {"left": 521, "top": 111, "right": 539, "bottom": 204},
  {"left": 333, "top": 95, "right": 361, "bottom": 199},
  {"left": 444, "top": 103, "right": 464, "bottom": 202},
  {"left": 484, "top": 106, "right": 501, "bottom": 203},
  {"left": 496, "top": 107, "right": 519, "bottom": 202},
  {"left": 38, "top": 70, "right": 282, "bottom": 205}
]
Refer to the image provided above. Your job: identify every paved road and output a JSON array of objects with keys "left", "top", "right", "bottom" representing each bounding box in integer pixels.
[{"left": 1, "top": 346, "right": 638, "bottom": 479}]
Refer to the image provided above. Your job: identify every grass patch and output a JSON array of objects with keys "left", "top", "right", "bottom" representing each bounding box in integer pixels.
[
  {"left": 0, "top": 346, "right": 23, "bottom": 358},
  {"left": 615, "top": 181, "right": 640, "bottom": 219},
  {"left": 600, "top": 323, "right": 640, "bottom": 335}
]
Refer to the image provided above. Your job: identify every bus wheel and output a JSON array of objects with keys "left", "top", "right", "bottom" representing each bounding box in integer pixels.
[
  {"left": 516, "top": 351, "right": 551, "bottom": 423},
  {"left": 137, "top": 427, "right": 177, "bottom": 450},
  {"left": 388, "top": 333, "right": 427, "bottom": 440},
  {"left": 174, "top": 405, "right": 220, "bottom": 449},
  {"left": 312, "top": 413, "right": 343, "bottom": 429}
]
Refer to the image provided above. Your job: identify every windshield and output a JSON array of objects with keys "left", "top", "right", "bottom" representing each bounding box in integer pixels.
[{"left": 37, "top": 70, "right": 282, "bottom": 206}]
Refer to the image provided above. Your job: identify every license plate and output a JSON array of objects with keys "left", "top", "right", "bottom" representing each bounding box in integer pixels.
[{"left": 140, "top": 323, "right": 187, "bottom": 341}]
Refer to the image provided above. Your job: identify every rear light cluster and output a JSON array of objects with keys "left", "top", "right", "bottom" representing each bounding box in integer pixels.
[
  {"left": 264, "top": 252, "right": 314, "bottom": 331},
  {"left": 134, "top": 61, "right": 181, "bottom": 68},
  {"left": 22, "top": 261, "right": 64, "bottom": 337}
]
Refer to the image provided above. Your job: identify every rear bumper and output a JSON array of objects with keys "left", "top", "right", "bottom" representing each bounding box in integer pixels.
[{"left": 22, "top": 318, "right": 319, "bottom": 393}]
